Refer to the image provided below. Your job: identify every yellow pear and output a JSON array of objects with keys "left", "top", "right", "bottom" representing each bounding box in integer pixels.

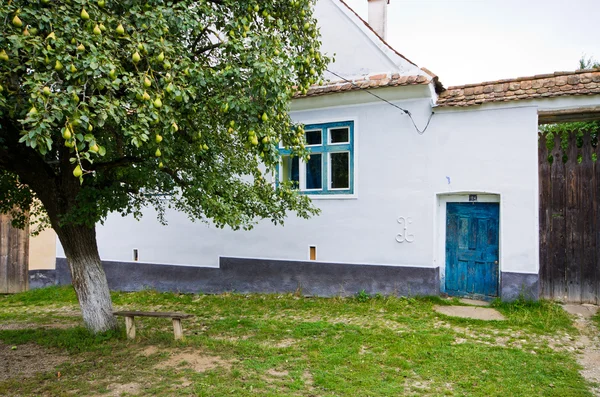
[
  {"left": 62, "top": 127, "right": 72, "bottom": 140},
  {"left": 155, "top": 148, "right": 161, "bottom": 157},
  {"left": 157, "top": 52, "right": 165, "bottom": 62},
  {"left": 0, "top": 50, "right": 8, "bottom": 61},
  {"left": 81, "top": 8, "right": 90, "bottom": 20},
  {"left": 116, "top": 24, "right": 125, "bottom": 35},
  {"left": 93, "top": 25, "right": 101, "bottom": 35},
  {"left": 73, "top": 165, "right": 83, "bottom": 177},
  {"left": 155, "top": 134, "right": 163, "bottom": 143},
  {"left": 12, "top": 15, "right": 23, "bottom": 28},
  {"left": 77, "top": 43, "right": 85, "bottom": 52},
  {"left": 132, "top": 51, "right": 141, "bottom": 64},
  {"left": 153, "top": 97, "right": 162, "bottom": 108},
  {"left": 54, "top": 60, "right": 63, "bottom": 71},
  {"left": 143, "top": 77, "right": 151, "bottom": 88}
]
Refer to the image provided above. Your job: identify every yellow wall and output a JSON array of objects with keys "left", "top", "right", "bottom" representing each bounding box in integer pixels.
[{"left": 29, "top": 228, "right": 56, "bottom": 270}]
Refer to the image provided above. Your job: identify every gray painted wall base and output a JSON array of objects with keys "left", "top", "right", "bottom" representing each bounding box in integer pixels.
[
  {"left": 501, "top": 272, "right": 540, "bottom": 301},
  {"left": 29, "top": 270, "right": 57, "bottom": 290},
  {"left": 36, "top": 258, "right": 538, "bottom": 300},
  {"left": 52, "top": 257, "right": 440, "bottom": 297}
]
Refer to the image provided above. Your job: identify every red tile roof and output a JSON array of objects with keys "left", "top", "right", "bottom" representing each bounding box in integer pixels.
[
  {"left": 437, "top": 69, "right": 600, "bottom": 108},
  {"left": 294, "top": 73, "right": 433, "bottom": 99}
]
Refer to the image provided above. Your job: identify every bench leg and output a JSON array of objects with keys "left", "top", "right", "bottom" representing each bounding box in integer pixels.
[
  {"left": 172, "top": 318, "right": 183, "bottom": 340},
  {"left": 125, "top": 316, "right": 136, "bottom": 340}
]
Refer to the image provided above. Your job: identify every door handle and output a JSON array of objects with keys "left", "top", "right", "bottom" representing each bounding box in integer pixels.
[{"left": 494, "top": 260, "right": 498, "bottom": 265}]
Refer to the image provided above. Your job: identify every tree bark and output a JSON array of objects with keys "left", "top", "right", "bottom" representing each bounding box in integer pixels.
[{"left": 54, "top": 224, "right": 118, "bottom": 333}]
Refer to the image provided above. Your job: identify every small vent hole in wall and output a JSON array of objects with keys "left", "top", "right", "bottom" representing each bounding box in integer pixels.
[
  {"left": 133, "top": 249, "right": 139, "bottom": 262},
  {"left": 309, "top": 246, "right": 316, "bottom": 261}
]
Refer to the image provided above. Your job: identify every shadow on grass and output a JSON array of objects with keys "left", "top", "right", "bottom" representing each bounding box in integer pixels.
[
  {"left": 0, "top": 286, "right": 78, "bottom": 306},
  {"left": 0, "top": 326, "right": 123, "bottom": 354}
]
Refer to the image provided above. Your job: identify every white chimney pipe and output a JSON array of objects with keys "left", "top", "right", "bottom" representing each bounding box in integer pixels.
[{"left": 368, "top": 0, "right": 389, "bottom": 40}]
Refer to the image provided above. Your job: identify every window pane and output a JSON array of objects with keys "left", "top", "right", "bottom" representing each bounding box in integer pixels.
[
  {"left": 305, "top": 130, "right": 322, "bottom": 146},
  {"left": 306, "top": 154, "right": 322, "bottom": 189},
  {"left": 281, "top": 156, "right": 299, "bottom": 187},
  {"left": 330, "top": 152, "right": 349, "bottom": 189},
  {"left": 330, "top": 127, "right": 349, "bottom": 143}
]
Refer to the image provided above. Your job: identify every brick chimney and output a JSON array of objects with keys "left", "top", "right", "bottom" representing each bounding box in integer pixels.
[{"left": 368, "top": 0, "right": 389, "bottom": 40}]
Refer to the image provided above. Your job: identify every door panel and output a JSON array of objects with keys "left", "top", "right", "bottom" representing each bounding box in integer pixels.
[{"left": 445, "top": 203, "right": 499, "bottom": 298}]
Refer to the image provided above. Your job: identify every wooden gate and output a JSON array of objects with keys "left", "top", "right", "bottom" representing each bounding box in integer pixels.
[
  {"left": 0, "top": 214, "right": 29, "bottom": 293},
  {"left": 539, "top": 130, "right": 599, "bottom": 304}
]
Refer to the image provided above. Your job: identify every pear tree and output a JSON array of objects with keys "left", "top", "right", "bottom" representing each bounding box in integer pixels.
[{"left": 0, "top": 0, "right": 327, "bottom": 332}]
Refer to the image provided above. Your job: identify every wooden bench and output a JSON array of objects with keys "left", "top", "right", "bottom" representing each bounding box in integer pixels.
[{"left": 113, "top": 311, "right": 194, "bottom": 340}]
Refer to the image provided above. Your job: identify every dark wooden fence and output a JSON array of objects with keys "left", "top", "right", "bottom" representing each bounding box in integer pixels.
[
  {"left": 539, "top": 130, "right": 599, "bottom": 304},
  {"left": 0, "top": 214, "right": 29, "bottom": 293}
]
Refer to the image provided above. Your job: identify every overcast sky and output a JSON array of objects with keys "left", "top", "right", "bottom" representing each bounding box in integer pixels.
[{"left": 343, "top": 0, "right": 600, "bottom": 87}]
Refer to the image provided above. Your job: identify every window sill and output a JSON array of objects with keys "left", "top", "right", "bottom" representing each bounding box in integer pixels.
[{"left": 305, "top": 193, "right": 358, "bottom": 200}]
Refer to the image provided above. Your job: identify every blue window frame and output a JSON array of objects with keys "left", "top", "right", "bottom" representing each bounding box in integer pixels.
[{"left": 279, "top": 121, "right": 354, "bottom": 195}]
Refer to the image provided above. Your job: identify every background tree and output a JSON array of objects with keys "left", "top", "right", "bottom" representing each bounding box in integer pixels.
[
  {"left": 539, "top": 56, "right": 600, "bottom": 160},
  {"left": 0, "top": 0, "right": 327, "bottom": 332}
]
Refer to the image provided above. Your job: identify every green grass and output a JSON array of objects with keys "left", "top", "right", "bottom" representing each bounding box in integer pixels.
[{"left": 0, "top": 287, "right": 593, "bottom": 396}]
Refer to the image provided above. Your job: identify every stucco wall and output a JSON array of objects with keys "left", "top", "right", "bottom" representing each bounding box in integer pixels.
[
  {"left": 29, "top": 228, "right": 56, "bottom": 270},
  {"left": 315, "top": 0, "right": 424, "bottom": 80},
  {"left": 58, "top": 96, "right": 539, "bottom": 280}
]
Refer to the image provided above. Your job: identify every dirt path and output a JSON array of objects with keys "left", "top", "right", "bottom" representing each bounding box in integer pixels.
[{"left": 563, "top": 304, "right": 600, "bottom": 396}]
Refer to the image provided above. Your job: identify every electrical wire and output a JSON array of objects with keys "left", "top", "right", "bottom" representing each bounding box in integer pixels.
[{"left": 325, "top": 69, "right": 434, "bottom": 135}]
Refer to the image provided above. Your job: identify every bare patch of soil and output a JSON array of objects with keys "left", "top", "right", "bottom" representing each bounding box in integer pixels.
[
  {"left": 139, "top": 345, "right": 160, "bottom": 356},
  {"left": 0, "top": 321, "right": 75, "bottom": 331},
  {"left": 155, "top": 350, "right": 232, "bottom": 373},
  {"left": 564, "top": 305, "right": 600, "bottom": 397},
  {"left": 104, "top": 382, "right": 142, "bottom": 397},
  {"left": 266, "top": 368, "right": 289, "bottom": 378},
  {"left": 0, "top": 341, "right": 69, "bottom": 381}
]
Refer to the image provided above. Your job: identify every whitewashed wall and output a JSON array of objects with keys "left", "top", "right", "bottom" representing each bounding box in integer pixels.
[
  {"left": 314, "top": 0, "right": 427, "bottom": 80},
  {"left": 58, "top": 94, "right": 540, "bottom": 277}
]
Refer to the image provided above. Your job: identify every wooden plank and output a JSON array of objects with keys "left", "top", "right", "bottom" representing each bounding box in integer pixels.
[
  {"left": 580, "top": 133, "right": 596, "bottom": 303},
  {"left": 538, "top": 132, "right": 551, "bottom": 299},
  {"left": 7, "top": 223, "right": 20, "bottom": 294},
  {"left": 113, "top": 311, "right": 194, "bottom": 319},
  {"left": 595, "top": 134, "right": 600, "bottom": 305},
  {"left": 125, "top": 316, "right": 136, "bottom": 340},
  {"left": 0, "top": 215, "right": 8, "bottom": 293},
  {"left": 172, "top": 318, "right": 184, "bottom": 340},
  {"left": 21, "top": 219, "right": 29, "bottom": 292},
  {"left": 549, "top": 134, "right": 567, "bottom": 301},
  {"left": 538, "top": 106, "right": 600, "bottom": 124},
  {"left": 566, "top": 133, "right": 582, "bottom": 302}
]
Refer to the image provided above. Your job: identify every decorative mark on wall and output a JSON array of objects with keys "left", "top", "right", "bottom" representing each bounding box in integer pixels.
[
  {"left": 396, "top": 216, "right": 414, "bottom": 243},
  {"left": 446, "top": 176, "right": 451, "bottom": 184}
]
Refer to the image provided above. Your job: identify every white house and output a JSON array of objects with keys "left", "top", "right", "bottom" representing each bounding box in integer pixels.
[{"left": 39, "top": 0, "right": 600, "bottom": 300}]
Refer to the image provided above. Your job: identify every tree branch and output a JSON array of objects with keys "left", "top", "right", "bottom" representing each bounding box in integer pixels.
[
  {"left": 89, "top": 156, "right": 143, "bottom": 171},
  {"left": 160, "top": 167, "right": 190, "bottom": 187},
  {"left": 194, "top": 42, "right": 223, "bottom": 56}
]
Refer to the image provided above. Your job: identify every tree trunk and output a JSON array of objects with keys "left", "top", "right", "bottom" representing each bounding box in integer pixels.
[{"left": 55, "top": 224, "right": 117, "bottom": 333}]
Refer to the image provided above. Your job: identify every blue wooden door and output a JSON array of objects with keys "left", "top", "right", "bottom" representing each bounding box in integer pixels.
[{"left": 445, "top": 203, "right": 499, "bottom": 298}]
